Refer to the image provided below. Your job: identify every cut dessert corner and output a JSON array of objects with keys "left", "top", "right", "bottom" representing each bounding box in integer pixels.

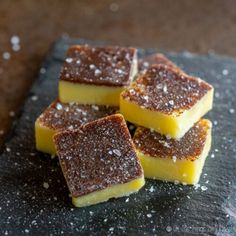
[
  {"left": 72, "top": 176, "right": 145, "bottom": 208},
  {"left": 133, "top": 119, "right": 212, "bottom": 185}
]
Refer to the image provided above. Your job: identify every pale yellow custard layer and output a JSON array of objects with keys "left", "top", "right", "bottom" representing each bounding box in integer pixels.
[
  {"left": 72, "top": 176, "right": 145, "bottom": 207},
  {"left": 35, "top": 120, "right": 56, "bottom": 155},
  {"left": 59, "top": 81, "right": 126, "bottom": 106}
]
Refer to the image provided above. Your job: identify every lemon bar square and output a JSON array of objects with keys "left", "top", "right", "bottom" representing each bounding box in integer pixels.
[
  {"left": 120, "top": 64, "right": 214, "bottom": 139},
  {"left": 133, "top": 119, "right": 212, "bottom": 185},
  {"left": 59, "top": 45, "right": 138, "bottom": 105},
  {"left": 35, "top": 100, "right": 118, "bottom": 155},
  {"left": 54, "top": 114, "right": 144, "bottom": 207}
]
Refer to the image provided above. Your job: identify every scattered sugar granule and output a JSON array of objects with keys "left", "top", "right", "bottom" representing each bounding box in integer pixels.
[
  {"left": 94, "top": 69, "right": 101, "bottom": 76},
  {"left": 11, "top": 35, "right": 20, "bottom": 45},
  {"left": 92, "top": 105, "right": 99, "bottom": 111},
  {"left": 3, "top": 52, "right": 11, "bottom": 60},
  {"left": 149, "top": 186, "right": 155, "bottom": 193},
  {"left": 201, "top": 185, "right": 208, "bottom": 191},
  {"left": 110, "top": 3, "right": 119, "bottom": 12},
  {"left": 166, "top": 226, "right": 172, "bottom": 233},
  {"left": 222, "top": 69, "right": 229, "bottom": 76},
  {"left": 9, "top": 111, "right": 15, "bottom": 117},
  {"left": 66, "top": 58, "right": 73, "bottom": 63},
  {"left": 43, "top": 182, "right": 49, "bottom": 189},
  {"left": 147, "top": 213, "right": 152, "bottom": 218},
  {"left": 172, "top": 156, "right": 177, "bottom": 163},
  {"left": 31, "top": 95, "right": 38, "bottom": 101},
  {"left": 40, "top": 68, "right": 46, "bottom": 74},
  {"left": 56, "top": 103, "right": 63, "bottom": 110},
  {"left": 229, "top": 108, "right": 235, "bottom": 114},
  {"left": 113, "top": 149, "right": 121, "bottom": 157},
  {"left": 12, "top": 44, "right": 21, "bottom": 51}
]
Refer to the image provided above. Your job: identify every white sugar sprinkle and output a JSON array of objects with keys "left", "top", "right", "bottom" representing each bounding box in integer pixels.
[
  {"left": 9, "top": 111, "right": 15, "bottom": 117},
  {"left": 147, "top": 213, "right": 152, "bottom": 218},
  {"left": 149, "top": 186, "right": 155, "bottom": 193},
  {"left": 94, "top": 69, "right": 101, "bottom": 76},
  {"left": 40, "top": 67, "right": 46, "bottom": 74},
  {"left": 163, "top": 84, "right": 168, "bottom": 93},
  {"left": 92, "top": 105, "right": 99, "bottom": 111},
  {"left": 194, "top": 183, "right": 200, "bottom": 190},
  {"left": 12, "top": 44, "right": 21, "bottom": 51},
  {"left": 31, "top": 95, "right": 38, "bottom": 101},
  {"left": 174, "top": 180, "right": 180, "bottom": 185},
  {"left": 43, "top": 182, "right": 49, "bottom": 189},
  {"left": 24, "top": 229, "right": 29, "bottom": 233},
  {"left": 169, "top": 100, "right": 174, "bottom": 106},
  {"left": 76, "top": 59, "right": 81, "bottom": 64},
  {"left": 11, "top": 35, "right": 20, "bottom": 45},
  {"left": 3, "top": 52, "right": 11, "bottom": 60},
  {"left": 166, "top": 226, "right": 172, "bottom": 232},
  {"left": 143, "top": 62, "right": 149, "bottom": 67},
  {"left": 113, "top": 149, "right": 121, "bottom": 156},
  {"left": 211, "top": 153, "right": 215, "bottom": 158},
  {"left": 110, "top": 3, "right": 119, "bottom": 12},
  {"left": 172, "top": 156, "right": 177, "bottom": 162},
  {"left": 56, "top": 103, "right": 63, "bottom": 110},
  {"left": 201, "top": 185, "right": 208, "bottom": 191},
  {"left": 229, "top": 108, "right": 235, "bottom": 114},
  {"left": 66, "top": 58, "right": 73, "bottom": 63},
  {"left": 222, "top": 69, "right": 229, "bottom": 75},
  {"left": 89, "top": 64, "right": 96, "bottom": 70}
]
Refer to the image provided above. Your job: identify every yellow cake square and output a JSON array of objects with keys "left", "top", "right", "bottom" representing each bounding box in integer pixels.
[
  {"left": 120, "top": 64, "right": 214, "bottom": 139},
  {"left": 35, "top": 100, "right": 118, "bottom": 155},
  {"left": 54, "top": 114, "right": 144, "bottom": 207},
  {"left": 59, "top": 45, "right": 138, "bottom": 105},
  {"left": 133, "top": 119, "right": 212, "bottom": 185}
]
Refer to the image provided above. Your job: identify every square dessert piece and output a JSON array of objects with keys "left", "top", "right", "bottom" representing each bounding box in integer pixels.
[
  {"left": 35, "top": 100, "right": 118, "bottom": 155},
  {"left": 133, "top": 119, "right": 212, "bottom": 185},
  {"left": 120, "top": 64, "right": 214, "bottom": 139},
  {"left": 54, "top": 114, "right": 144, "bottom": 207},
  {"left": 59, "top": 45, "right": 138, "bottom": 106},
  {"left": 139, "top": 53, "right": 183, "bottom": 73}
]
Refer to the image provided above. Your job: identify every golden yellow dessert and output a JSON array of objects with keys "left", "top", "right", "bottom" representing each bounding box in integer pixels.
[
  {"left": 133, "top": 119, "right": 212, "bottom": 185},
  {"left": 54, "top": 114, "right": 145, "bottom": 207},
  {"left": 59, "top": 45, "right": 138, "bottom": 105},
  {"left": 120, "top": 64, "right": 214, "bottom": 139},
  {"left": 35, "top": 100, "right": 118, "bottom": 155}
]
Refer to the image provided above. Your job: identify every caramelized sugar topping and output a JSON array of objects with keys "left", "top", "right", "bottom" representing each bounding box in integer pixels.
[
  {"left": 60, "top": 45, "right": 137, "bottom": 86},
  {"left": 121, "top": 64, "right": 212, "bottom": 115},
  {"left": 133, "top": 119, "right": 211, "bottom": 161},
  {"left": 54, "top": 114, "right": 143, "bottom": 197},
  {"left": 37, "top": 100, "right": 118, "bottom": 130}
]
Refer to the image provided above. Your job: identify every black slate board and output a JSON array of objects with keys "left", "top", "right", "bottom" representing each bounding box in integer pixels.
[{"left": 0, "top": 38, "right": 236, "bottom": 236}]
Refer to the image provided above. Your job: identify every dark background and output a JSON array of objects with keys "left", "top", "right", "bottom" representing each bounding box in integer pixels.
[{"left": 1, "top": 0, "right": 236, "bottom": 145}]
